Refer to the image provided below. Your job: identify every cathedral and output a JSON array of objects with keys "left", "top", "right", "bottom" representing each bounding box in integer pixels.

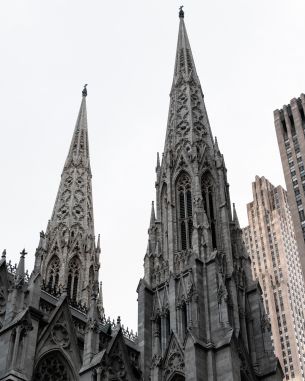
[{"left": 0, "top": 9, "right": 283, "bottom": 381}]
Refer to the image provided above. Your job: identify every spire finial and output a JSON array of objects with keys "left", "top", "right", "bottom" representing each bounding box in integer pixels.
[
  {"left": 179, "top": 5, "right": 184, "bottom": 18},
  {"left": 150, "top": 201, "right": 156, "bottom": 228},
  {"left": 2, "top": 249, "right": 6, "bottom": 259},
  {"left": 82, "top": 84, "right": 88, "bottom": 97}
]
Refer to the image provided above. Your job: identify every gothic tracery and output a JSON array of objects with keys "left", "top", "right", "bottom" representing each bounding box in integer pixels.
[
  {"left": 176, "top": 173, "right": 193, "bottom": 251},
  {"left": 46, "top": 256, "right": 60, "bottom": 290},
  {"left": 33, "top": 352, "right": 73, "bottom": 381},
  {"left": 67, "top": 256, "right": 81, "bottom": 301}
]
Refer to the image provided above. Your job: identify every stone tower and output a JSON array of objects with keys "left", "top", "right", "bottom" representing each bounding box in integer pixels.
[
  {"left": 137, "top": 10, "right": 283, "bottom": 381},
  {"left": 38, "top": 84, "right": 101, "bottom": 308},
  {"left": 0, "top": 88, "right": 141, "bottom": 381}
]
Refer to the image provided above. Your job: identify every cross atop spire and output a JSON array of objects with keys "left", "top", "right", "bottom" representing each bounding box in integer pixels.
[
  {"left": 82, "top": 84, "right": 88, "bottom": 97},
  {"left": 179, "top": 5, "right": 184, "bottom": 18}
]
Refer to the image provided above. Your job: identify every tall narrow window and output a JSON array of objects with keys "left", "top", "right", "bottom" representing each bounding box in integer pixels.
[
  {"left": 46, "top": 256, "right": 60, "bottom": 290},
  {"left": 201, "top": 176, "right": 217, "bottom": 249},
  {"left": 161, "top": 184, "right": 168, "bottom": 257},
  {"left": 67, "top": 274, "right": 72, "bottom": 299},
  {"left": 68, "top": 256, "right": 81, "bottom": 302},
  {"left": 177, "top": 173, "right": 193, "bottom": 250},
  {"left": 166, "top": 311, "right": 171, "bottom": 342},
  {"left": 181, "top": 302, "right": 188, "bottom": 337}
]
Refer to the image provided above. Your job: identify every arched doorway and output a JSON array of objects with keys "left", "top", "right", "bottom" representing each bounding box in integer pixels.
[{"left": 32, "top": 351, "right": 74, "bottom": 381}]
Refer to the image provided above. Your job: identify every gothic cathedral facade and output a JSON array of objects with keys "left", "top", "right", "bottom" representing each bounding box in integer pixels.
[{"left": 0, "top": 10, "right": 283, "bottom": 381}]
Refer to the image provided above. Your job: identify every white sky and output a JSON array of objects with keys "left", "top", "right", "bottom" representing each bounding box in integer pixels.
[{"left": 1, "top": 0, "right": 305, "bottom": 331}]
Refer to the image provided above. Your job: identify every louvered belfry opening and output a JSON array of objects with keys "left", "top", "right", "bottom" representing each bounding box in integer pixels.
[
  {"left": 201, "top": 175, "right": 217, "bottom": 249},
  {"left": 177, "top": 173, "right": 193, "bottom": 250},
  {"left": 47, "top": 256, "right": 60, "bottom": 290},
  {"left": 67, "top": 256, "right": 81, "bottom": 301}
]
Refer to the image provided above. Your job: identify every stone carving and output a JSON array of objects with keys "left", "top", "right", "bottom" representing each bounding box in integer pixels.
[
  {"left": 261, "top": 314, "right": 271, "bottom": 333},
  {"left": 0, "top": 287, "right": 6, "bottom": 316},
  {"left": 151, "top": 353, "right": 162, "bottom": 368},
  {"left": 186, "top": 49, "right": 193, "bottom": 72},
  {"left": 174, "top": 250, "right": 191, "bottom": 274},
  {"left": 151, "top": 259, "right": 169, "bottom": 288},
  {"left": 217, "top": 283, "right": 227, "bottom": 304},
  {"left": 164, "top": 338, "right": 185, "bottom": 380},
  {"left": 107, "top": 342, "right": 128, "bottom": 380},
  {"left": 190, "top": 86, "right": 207, "bottom": 138},
  {"left": 176, "top": 85, "right": 190, "bottom": 138},
  {"left": 51, "top": 322, "right": 70, "bottom": 348}
]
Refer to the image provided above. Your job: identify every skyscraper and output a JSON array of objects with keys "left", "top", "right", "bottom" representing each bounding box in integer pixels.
[
  {"left": 243, "top": 176, "right": 305, "bottom": 381},
  {"left": 0, "top": 10, "right": 282, "bottom": 381},
  {"left": 274, "top": 95, "right": 305, "bottom": 280}
]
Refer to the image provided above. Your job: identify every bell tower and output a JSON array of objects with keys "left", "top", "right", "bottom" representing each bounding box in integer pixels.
[
  {"left": 38, "top": 85, "right": 101, "bottom": 308},
  {"left": 137, "top": 9, "right": 282, "bottom": 381}
]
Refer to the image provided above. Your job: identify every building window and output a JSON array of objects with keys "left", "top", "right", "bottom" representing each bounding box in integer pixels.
[
  {"left": 46, "top": 256, "right": 60, "bottom": 290},
  {"left": 201, "top": 175, "right": 217, "bottom": 249},
  {"left": 33, "top": 351, "right": 73, "bottom": 381},
  {"left": 177, "top": 173, "right": 193, "bottom": 250},
  {"left": 181, "top": 301, "right": 188, "bottom": 338},
  {"left": 67, "top": 256, "right": 81, "bottom": 301}
]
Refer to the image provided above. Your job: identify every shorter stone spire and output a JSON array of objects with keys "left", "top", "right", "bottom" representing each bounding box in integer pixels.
[
  {"left": 232, "top": 203, "right": 240, "bottom": 228},
  {"left": 1, "top": 249, "right": 6, "bottom": 259},
  {"left": 150, "top": 201, "right": 156, "bottom": 228},
  {"left": 96, "top": 234, "right": 101, "bottom": 253},
  {"left": 38, "top": 231, "right": 46, "bottom": 249},
  {"left": 16, "top": 249, "right": 26, "bottom": 278},
  {"left": 97, "top": 281, "right": 104, "bottom": 316},
  {"left": 156, "top": 152, "right": 160, "bottom": 172},
  {"left": 214, "top": 137, "right": 220, "bottom": 154},
  {"left": 15, "top": 249, "right": 27, "bottom": 288}
]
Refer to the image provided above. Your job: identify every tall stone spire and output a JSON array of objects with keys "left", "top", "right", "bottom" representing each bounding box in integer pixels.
[
  {"left": 48, "top": 85, "right": 93, "bottom": 237},
  {"left": 138, "top": 11, "right": 282, "bottom": 381},
  {"left": 41, "top": 86, "right": 99, "bottom": 306},
  {"left": 164, "top": 9, "right": 214, "bottom": 156}
]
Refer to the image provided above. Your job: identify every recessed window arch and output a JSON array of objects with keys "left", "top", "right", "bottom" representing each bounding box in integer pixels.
[
  {"left": 33, "top": 351, "right": 74, "bottom": 381},
  {"left": 88, "top": 265, "right": 94, "bottom": 298},
  {"left": 176, "top": 173, "right": 193, "bottom": 250},
  {"left": 169, "top": 374, "right": 185, "bottom": 381},
  {"left": 181, "top": 300, "right": 188, "bottom": 338},
  {"left": 67, "top": 256, "right": 81, "bottom": 301},
  {"left": 46, "top": 256, "right": 60, "bottom": 290},
  {"left": 201, "top": 174, "right": 217, "bottom": 249},
  {"left": 161, "top": 183, "right": 168, "bottom": 257}
]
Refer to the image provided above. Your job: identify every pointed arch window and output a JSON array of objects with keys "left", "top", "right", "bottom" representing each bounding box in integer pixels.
[
  {"left": 161, "top": 184, "right": 168, "bottom": 257},
  {"left": 33, "top": 351, "right": 73, "bottom": 381},
  {"left": 170, "top": 375, "right": 185, "bottom": 381},
  {"left": 67, "top": 256, "right": 80, "bottom": 302},
  {"left": 201, "top": 175, "right": 217, "bottom": 249},
  {"left": 177, "top": 173, "right": 193, "bottom": 250},
  {"left": 181, "top": 301, "right": 188, "bottom": 338},
  {"left": 47, "top": 256, "right": 60, "bottom": 290}
]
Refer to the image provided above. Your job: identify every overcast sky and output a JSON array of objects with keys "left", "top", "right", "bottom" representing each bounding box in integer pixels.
[{"left": 1, "top": 0, "right": 305, "bottom": 331}]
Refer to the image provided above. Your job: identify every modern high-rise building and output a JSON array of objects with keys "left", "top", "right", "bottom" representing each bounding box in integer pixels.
[
  {"left": 274, "top": 95, "right": 305, "bottom": 280},
  {"left": 243, "top": 176, "right": 305, "bottom": 381},
  {"left": 0, "top": 10, "right": 283, "bottom": 381}
]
